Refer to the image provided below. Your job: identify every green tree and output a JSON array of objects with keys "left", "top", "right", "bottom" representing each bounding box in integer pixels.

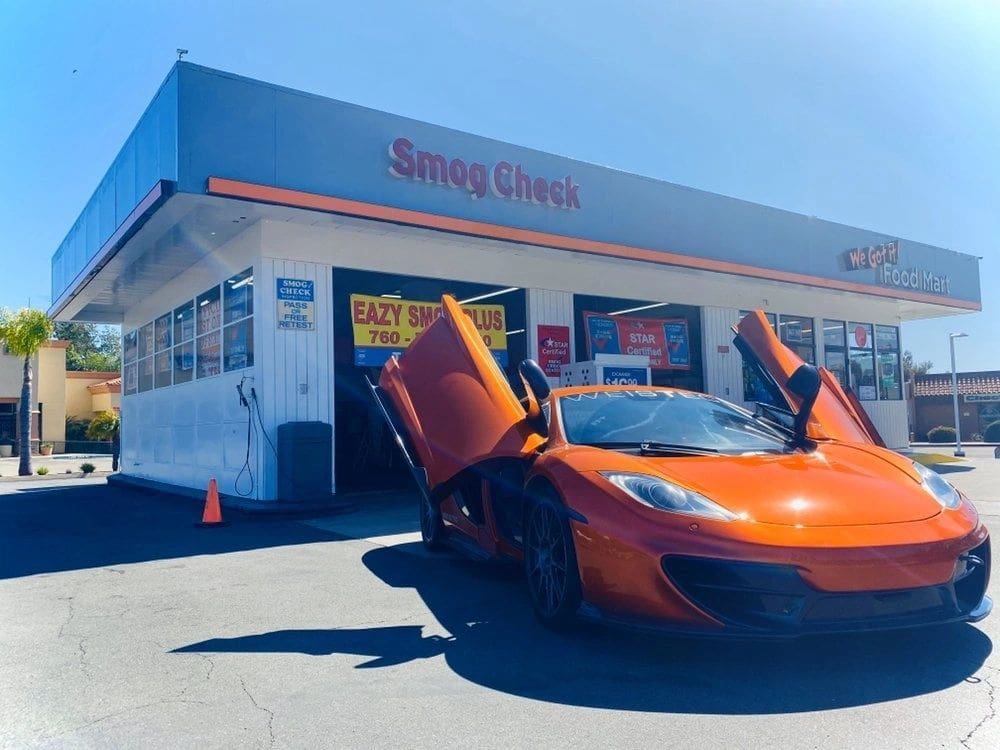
[
  {"left": 0, "top": 308, "right": 55, "bottom": 475},
  {"left": 902, "top": 350, "right": 933, "bottom": 381},
  {"left": 54, "top": 322, "right": 121, "bottom": 372},
  {"left": 86, "top": 410, "right": 120, "bottom": 441}
]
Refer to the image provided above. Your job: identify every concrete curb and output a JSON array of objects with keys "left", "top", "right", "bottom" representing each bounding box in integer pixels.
[{"left": 107, "top": 473, "right": 357, "bottom": 518}]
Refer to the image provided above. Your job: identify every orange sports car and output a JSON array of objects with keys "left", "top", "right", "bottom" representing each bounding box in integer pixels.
[{"left": 368, "top": 295, "right": 991, "bottom": 636}]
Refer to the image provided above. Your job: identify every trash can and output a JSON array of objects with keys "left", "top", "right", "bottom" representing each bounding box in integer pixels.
[{"left": 277, "top": 421, "right": 333, "bottom": 502}]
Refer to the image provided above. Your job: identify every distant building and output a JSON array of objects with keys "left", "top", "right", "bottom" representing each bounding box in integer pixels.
[
  {"left": 0, "top": 341, "right": 120, "bottom": 454},
  {"left": 912, "top": 371, "right": 1000, "bottom": 440}
]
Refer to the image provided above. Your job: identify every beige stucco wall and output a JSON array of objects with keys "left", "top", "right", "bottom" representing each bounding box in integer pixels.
[
  {"left": 37, "top": 345, "right": 67, "bottom": 444},
  {"left": 90, "top": 391, "right": 121, "bottom": 413},
  {"left": 65, "top": 372, "right": 119, "bottom": 420}
]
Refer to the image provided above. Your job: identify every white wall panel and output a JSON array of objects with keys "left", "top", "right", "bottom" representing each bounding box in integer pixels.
[
  {"left": 862, "top": 400, "right": 910, "bottom": 449},
  {"left": 255, "top": 256, "right": 336, "bottom": 500},
  {"left": 526, "top": 289, "right": 574, "bottom": 384},
  {"left": 118, "top": 224, "right": 261, "bottom": 499},
  {"left": 700, "top": 307, "right": 743, "bottom": 402}
]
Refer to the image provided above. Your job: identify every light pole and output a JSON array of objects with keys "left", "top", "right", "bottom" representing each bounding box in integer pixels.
[{"left": 949, "top": 332, "right": 968, "bottom": 457}]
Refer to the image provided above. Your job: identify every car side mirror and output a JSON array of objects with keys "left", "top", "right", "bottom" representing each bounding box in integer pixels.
[
  {"left": 787, "top": 363, "right": 821, "bottom": 447},
  {"left": 518, "top": 359, "right": 550, "bottom": 436}
]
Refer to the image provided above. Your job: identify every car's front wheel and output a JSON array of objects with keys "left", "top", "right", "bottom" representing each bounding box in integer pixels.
[{"left": 524, "top": 489, "right": 582, "bottom": 629}]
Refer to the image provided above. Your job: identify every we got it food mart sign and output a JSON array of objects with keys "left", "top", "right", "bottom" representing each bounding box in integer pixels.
[{"left": 276, "top": 278, "right": 315, "bottom": 331}]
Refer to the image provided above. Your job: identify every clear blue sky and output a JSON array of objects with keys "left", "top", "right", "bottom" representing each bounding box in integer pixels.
[{"left": 1, "top": 1, "right": 996, "bottom": 372}]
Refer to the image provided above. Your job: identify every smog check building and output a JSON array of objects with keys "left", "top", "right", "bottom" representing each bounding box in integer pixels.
[{"left": 49, "top": 64, "right": 982, "bottom": 505}]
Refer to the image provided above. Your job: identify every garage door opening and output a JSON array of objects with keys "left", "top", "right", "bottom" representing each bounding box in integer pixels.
[{"left": 332, "top": 268, "right": 527, "bottom": 493}]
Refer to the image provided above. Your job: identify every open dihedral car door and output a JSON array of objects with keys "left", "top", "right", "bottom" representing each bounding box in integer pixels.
[
  {"left": 733, "top": 310, "right": 885, "bottom": 446},
  {"left": 378, "top": 295, "right": 545, "bottom": 492}
]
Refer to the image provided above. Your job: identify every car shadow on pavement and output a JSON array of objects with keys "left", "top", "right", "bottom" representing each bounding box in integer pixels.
[
  {"left": 174, "top": 541, "right": 993, "bottom": 714},
  {"left": 0, "top": 483, "right": 343, "bottom": 579}
]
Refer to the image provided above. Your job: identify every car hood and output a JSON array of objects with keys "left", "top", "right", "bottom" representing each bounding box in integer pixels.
[{"left": 608, "top": 443, "right": 942, "bottom": 527}]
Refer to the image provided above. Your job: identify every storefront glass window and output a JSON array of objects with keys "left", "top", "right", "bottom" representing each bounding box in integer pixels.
[
  {"left": 197, "top": 287, "right": 222, "bottom": 336},
  {"left": 124, "top": 362, "right": 138, "bottom": 395},
  {"left": 875, "top": 325, "right": 902, "bottom": 400},
  {"left": 138, "top": 356, "right": 154, "bottom": 393},
  {"left": 848, "top": 322, "right": 876, "bottom": 400},
  {"left": 778, "top": 314, "right": 815, "bottom": 364},
  {"left": 154, "top": 313, "right": 172, "bottom": 352},
  {"left": 138, "top": 322, "right": 153, "bottom": 360},
  {"left": 154, "top": 350, "right": 172, "bottom": 388},
  {"left": 123, "top": 329, "right": 138, "bottom": 364},
  {"left": 197, "top": 330, "right": 221, "bottom": 379},
  {"left": 739, "top": 310, "right": 778, "bottom": 403},
  {"left": 173, "top": 341, "right": 194, "bottom": 384},
  {"left": 224, "top": 268, "right": 254, "bottom": 325},
  {"left": 224, "top": 317, "right": 254, "bottom": 372},
  {"left": 174, "top": 301, "right": 195, "bottom": 343},
  {"left": 823, "top": 319, "right": 848, "bottom": 387}
]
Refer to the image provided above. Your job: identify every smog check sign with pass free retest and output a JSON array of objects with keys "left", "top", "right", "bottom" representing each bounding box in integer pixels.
[{"left": 276, "top": 278, "right": 315, "bottom": 331}]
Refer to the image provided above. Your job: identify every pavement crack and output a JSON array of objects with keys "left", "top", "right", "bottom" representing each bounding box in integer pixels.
[
  {"left": 57, "top": 596, "right": 75, "bottom": 638},
  {"left": 961, "top": 674, "right": 998, "bottom": 749},
  {"left": 239, "top": 675, "right": 275, "bottom": 748},
  {"left": 197, "top": 653, "right": 216, "bottom": 681}
]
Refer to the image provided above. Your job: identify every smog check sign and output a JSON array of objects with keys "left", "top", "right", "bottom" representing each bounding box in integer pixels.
[{"left": 276, "top": 278, "right": 315, "bottom": 331}]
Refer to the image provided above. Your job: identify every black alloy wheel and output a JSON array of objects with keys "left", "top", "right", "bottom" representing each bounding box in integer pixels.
[
  {"left": 524, "top": 490, "right": 582, "bottom": 629},
  {"left": 420, "top": 492, "right": 445, "bottom": 550}
]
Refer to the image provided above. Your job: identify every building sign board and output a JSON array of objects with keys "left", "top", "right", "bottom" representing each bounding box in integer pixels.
[
  {"left": 583, "top": 312, "right": 690, "bottom": 370},
  {"left": 965, "top": 394, "right": 1000, "bottom": 403},
  {"left": 537, "top": 324, "right": 571, "bottom": 377},
  {"left": 389, "top": 137, "right": 581, "bottom": 209},
  {"left": 840, "top": 240, "right": 952, "bottom": 296},
  {"left": 350, "top": 293, "right": 508, "bottom": 367},
  {"left": 276, "top": 278, "right": 315, "bottom": 331}
]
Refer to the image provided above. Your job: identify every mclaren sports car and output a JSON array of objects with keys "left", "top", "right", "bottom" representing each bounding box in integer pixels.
[{"left": 369, "top": 295, "right": 991, "bottom": 636}]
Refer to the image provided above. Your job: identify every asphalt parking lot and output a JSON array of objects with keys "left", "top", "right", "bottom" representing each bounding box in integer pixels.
[{"left": 1, "top": 452, "right": 999, "bottom": 749}]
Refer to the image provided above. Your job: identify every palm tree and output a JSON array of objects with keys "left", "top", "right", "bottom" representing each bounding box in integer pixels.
[{"left": 0, "top": 309, "right": 55, "bottom": 476}]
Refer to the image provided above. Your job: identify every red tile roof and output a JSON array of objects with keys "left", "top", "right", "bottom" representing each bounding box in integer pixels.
[{"left": 913, "top": 371, "right": 1000, "bottom": 397}]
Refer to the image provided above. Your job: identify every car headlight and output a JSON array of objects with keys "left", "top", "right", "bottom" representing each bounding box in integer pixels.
[
  {"left": 912, "top": 461, "right": 962, "bottom": 509},
  {"left": 600, "top": 472, "right": 738, "bottom": 521}
]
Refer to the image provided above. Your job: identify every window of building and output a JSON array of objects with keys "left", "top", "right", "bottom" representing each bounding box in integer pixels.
[
  {"left": 173, "top": 301, "right": 195, "bottom": 385},
  {"left": 223, "top": 269, "right": 254, "bottom": 371},
  {"left": 196, "top": 286, "right": 222, "bottom": 379},
  {"left": 739, "top": 310, "right": 778, "bottom": 403},
  {"left": 778, "top": 314, "right": 815, "bottom": 365},
  {"left": 123, "top": 268, "right": 254, "bottom": 396},
  {"left": 153, "top": 314, "right": 172, "bottom": 388},
  {"left": 848, "top": 322, "right": 876, "bottom": 400},
  {"left": 823, "top": 319, "right": 847, "bottom": 387},
  {"left": 875, "top": 325, "right": 902, "bottom": 400}
]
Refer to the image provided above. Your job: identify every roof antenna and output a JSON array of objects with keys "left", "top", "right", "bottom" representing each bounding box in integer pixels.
[{"left": 177, "top": 48, "right": 189, "bottom": 61}]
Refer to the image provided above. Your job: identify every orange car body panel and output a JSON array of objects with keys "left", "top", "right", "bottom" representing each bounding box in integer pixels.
[
  {"left": 734, "top": 310, "right": 880, "bottom": 444},
  {"left": 377, "top": 298, "right": 989, "bottom": 632},
  {"left": 378, "top": 294, "right": 544, "bottom": 491}
]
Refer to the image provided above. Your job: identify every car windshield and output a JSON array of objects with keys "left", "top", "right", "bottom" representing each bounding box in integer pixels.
[{"left": 557, "top": 390, "right": 789, "bottom": 453}]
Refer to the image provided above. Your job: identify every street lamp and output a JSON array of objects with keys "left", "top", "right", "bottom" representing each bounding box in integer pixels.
[{"left": 949, "top": 332, "right": 969, "bottom": 457}]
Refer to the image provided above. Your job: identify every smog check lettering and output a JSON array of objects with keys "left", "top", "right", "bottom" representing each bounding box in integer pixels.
[{"left": 389, "top": 137, "right": 581, "bottom": 210}]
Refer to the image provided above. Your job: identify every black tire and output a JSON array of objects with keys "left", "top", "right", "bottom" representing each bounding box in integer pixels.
[
  {"left": 523, "top": 487, "right": 582, "bottom": 629},
  {"left": 419, "top": 492, "right": 445, "bottom": 550}
]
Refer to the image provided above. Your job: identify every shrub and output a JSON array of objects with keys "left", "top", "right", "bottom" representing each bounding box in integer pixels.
[
  {"left": 65, "top": 417, "right": 91, "bottom": 442},
  {"left": 65, "top": 469, "right": 73, "bottom": 474},
  {"left": 86, "top": 411, "right": 120, "bottom": 441},
  {"left": 927, "top": 426, "right": 957, "bottom": 443},
  {"left": 80, "top": 462, "right": 96, "bottom": 474},
  {"left": 36, "top": 466, "right": 49, "bottom": 476},
  {"left": 984, "top": 421, "right": 1000, "bottom": 443}
]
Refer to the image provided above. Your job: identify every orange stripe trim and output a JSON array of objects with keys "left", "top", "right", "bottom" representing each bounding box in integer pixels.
[{"left": 207, "top": 177, "right": 982, "bottom": 311}]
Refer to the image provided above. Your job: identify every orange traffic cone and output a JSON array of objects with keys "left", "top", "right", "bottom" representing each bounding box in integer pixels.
[{"left": 197, "top": 478, "right": 227, "bottom": 527}]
